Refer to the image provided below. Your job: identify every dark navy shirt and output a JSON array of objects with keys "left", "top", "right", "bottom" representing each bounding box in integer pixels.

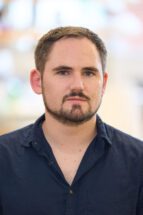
[{"left": 0, "top": 115, "right": 143, "bottom": 215}]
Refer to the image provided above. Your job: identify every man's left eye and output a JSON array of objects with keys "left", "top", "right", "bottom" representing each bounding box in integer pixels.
[
  {"left": 84, "top": 70, "right": 95, "bottom": 76},
  {"left": 57, "top": 70, "right": 70, "bottom": 75}
]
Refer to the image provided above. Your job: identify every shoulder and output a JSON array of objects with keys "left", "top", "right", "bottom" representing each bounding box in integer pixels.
[
  {"left": 104, "top": 123, "right": 143, "bottom": 154},
  {"left": 0, "top": 114, "right": 45, "bottom": 153},
  {"left": 0, "top": 124, "right": 34, "bottom": 149}
]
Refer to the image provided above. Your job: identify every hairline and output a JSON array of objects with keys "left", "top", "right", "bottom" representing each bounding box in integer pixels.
[
  {"left": 35, "top": 27, "right": 107, "bottom": 74},
  {"left": 45, "top": 36, "right": 104, "bottom": 73}
]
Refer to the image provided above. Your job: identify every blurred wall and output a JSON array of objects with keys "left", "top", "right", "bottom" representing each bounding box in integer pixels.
[{"left": 0, "top": 0, "right": 143, "bottom": 139}]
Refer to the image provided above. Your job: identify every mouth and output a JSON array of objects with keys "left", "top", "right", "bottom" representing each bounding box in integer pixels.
[
  {"left": 65, "top": 97, "right": 87, "bottom": 104},
  {"left": 66, "top": 96, "right": 87, "bottom": 101}
]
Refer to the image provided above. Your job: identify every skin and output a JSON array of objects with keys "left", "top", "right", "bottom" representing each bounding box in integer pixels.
[
  {"left": 30, "top": 37, "right": 108, "bottom": 125},
  {"left": 30, "top": 37, "right": 108, "bottom": 184}
]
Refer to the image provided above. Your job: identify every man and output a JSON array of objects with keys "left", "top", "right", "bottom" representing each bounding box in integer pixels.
[{"left": 0, "top": 26, "right": 143, "bottom": 215}]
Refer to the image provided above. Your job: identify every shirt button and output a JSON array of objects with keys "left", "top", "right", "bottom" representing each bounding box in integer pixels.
[{"left": 69, "top": 189, "right": 73, "bottom": 195}]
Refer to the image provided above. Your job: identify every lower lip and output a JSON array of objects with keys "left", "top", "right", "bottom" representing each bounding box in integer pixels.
[{"left": 66, "top": 99, "right": 86, "bottom": 104}]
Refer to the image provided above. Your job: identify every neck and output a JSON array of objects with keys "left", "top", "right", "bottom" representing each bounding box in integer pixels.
[{"left": 42, "top": 112, "right": 97, "bottom": 152}]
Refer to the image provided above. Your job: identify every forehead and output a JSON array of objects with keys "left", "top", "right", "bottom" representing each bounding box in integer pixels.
[{"left": 47, "top": 37, "right": 100, "bottom": 61}]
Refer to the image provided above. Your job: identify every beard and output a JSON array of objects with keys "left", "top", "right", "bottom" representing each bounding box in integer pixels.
[{"left": 42, "top": 89, "right": 101, "bottom": 126}]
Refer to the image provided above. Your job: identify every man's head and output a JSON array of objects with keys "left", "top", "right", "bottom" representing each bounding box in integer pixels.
[
  {"left": 34, "top": 26, "right": 107, "bottom": 74},
  {"left": 31, "top": 26, "right": 108, "bottom": 126}
]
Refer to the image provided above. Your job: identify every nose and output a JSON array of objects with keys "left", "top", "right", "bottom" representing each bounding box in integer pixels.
[{"left": 70, "top": 73, "right": 84, "bottom": 91}]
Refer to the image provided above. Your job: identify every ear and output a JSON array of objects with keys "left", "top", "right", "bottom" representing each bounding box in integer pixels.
[
  {"left": 30, "top": 69, "right": 42, "bottom": 94},
  {"left": 102, "top": 72, "right": 108, "bottom": 96}
]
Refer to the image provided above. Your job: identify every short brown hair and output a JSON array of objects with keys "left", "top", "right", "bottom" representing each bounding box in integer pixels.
[{"left": 34, "top": 26, "right": 107, "bottom": 73}]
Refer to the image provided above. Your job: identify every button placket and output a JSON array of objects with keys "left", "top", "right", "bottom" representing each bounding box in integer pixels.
[{"left": 65, "top": 187, "right": 75, "bottom": 215}]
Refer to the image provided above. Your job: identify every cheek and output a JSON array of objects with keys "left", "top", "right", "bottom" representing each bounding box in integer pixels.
[
  {"left": 42, "top": 83, "right": 64, "bottom": 106},
  {"left": 90, "top": 81, "right": 103, "bottom": 98},
  {"left": 88, "top": 83, "right": 104, "bottom": 108}
]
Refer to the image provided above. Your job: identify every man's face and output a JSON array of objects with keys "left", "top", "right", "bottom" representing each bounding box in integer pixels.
[{"left": 32, "top": 37, "right": 108, "bottom": 125}]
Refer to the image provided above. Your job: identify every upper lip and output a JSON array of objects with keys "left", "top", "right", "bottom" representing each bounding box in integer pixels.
[{"left": 66, "top": 96, "right": 87, "bottom": 101}]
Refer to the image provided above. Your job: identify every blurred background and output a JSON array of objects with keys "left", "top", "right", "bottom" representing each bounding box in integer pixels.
[{"left": 0, "top": 0, "right": 143, "bottom": 139}]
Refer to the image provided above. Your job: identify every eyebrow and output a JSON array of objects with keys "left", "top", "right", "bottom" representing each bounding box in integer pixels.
[
  {"left": 82, "top": 67, "right": 99, "bottom": 73},
  {"left": 52, "top": 66, "right": 72, "bottom": 71},
  {"left": 52, "top": 65, "right": 99, "bottom": 73}
]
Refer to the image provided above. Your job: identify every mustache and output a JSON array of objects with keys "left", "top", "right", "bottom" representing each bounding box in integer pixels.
[{"left": 63, "top": 91, "right": 90, "bottom": 103}]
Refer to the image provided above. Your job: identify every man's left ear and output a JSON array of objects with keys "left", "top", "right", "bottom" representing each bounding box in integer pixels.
[
  {"left": 102, "top": 72, "right": 108, "bottom": 95},
  {"left": 30, "top": 69, "right": 42, "bottom": 94}
]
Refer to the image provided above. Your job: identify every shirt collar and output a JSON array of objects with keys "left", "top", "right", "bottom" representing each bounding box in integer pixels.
[
  {"left": 96, "top": 115, "right": 112, "bottom": 146},
  {"left": 21, "top": 114, "right": 45, "bottom": 148},
  {"left": 22, "top": 114, "right": 112, "bottom": 147}
]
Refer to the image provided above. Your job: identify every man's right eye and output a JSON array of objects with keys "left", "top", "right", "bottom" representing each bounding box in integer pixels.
[{"left": 57, "top": 70, "right": 70, "bottom": 75}]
